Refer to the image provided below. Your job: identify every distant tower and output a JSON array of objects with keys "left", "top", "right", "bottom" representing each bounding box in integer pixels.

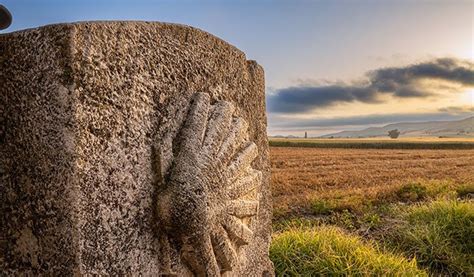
[{"left": 304, "top": 131, "right": 308, "bottom": 139}]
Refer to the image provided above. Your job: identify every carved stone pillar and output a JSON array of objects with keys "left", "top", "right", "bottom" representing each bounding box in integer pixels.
[{"left": 0, "top": 22, "right": 273, "bottom": 276}]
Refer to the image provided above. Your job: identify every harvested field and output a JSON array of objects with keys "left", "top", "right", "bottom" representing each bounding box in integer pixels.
[{"left": 271, "top": 147, "right": 474, "bottom": 217}]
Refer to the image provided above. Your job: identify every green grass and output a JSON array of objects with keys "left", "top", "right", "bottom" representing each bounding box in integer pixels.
[
  {"left": 310, "top": 199, "right": 335, "bottom": 215},
  {"left": 457, "top": 183, "right": 474, "bottom": 198},
  {"left": 388, "top": 200, "right": 474, "bottom": 275},
  {"left": 269, "top": 139, "right": 474, "bottom": 149},
  {"left": 270, "top": 226, "right": 427, "bottom": 276},
  {"left": 297, "top": 181, "right": 462, "bottom": 219},
  {"left": 375, "top": 181, "right": 466, "bottom": 206},
  {"left": 272, "top": 181, "right": 474, "bottom": 275},
  {"left": 394, "top": 182, "right": 428, "bottom": 202}
]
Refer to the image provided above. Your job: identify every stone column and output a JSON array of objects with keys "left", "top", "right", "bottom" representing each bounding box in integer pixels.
[{"left": 1, "top": 22, "right": 273, "bottom": 276}]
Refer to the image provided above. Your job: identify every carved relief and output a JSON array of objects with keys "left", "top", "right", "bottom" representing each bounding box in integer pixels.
[{"left": 154, "top": 92, "right": 261, "bottom": 276}]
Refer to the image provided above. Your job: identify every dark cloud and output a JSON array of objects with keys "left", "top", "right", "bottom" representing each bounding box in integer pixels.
[
  {"left": 266, "top": 85, "right": 380, "bottom": 113},
  {"left": 267, "top": 58, "right": 474, "bottom": 113}
]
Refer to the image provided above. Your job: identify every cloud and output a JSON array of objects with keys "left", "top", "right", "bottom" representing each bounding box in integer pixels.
[
  {"left": 267, "top": 58, "right": 474, "bottom": 113},
  {"left": 438, "top": 105, "right": 474, "bottom": 114}
]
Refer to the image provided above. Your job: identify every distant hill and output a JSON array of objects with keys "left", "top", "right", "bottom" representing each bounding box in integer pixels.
[
  {"left": 271, "top": 135, "right": 300, "bottom": 139},
  {"left": 320, "top": 116, "right": 474, "bottom": 138}
]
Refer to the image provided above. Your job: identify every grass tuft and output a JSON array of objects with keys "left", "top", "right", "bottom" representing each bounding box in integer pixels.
[
  {"left": 388, "top": 200, "right": 474, "bottom": 275},
  {"left": 270, "top": 226, "right": 427, "bottom": 276},
  {"left": 457, "top": 183, "right": 474, "bottom": 199},
  {"left": 395, "top": 182, "right": 428, "bottom": 202},
  {"left": 311, "top": 199, "right": 335, "bottom": 215}
]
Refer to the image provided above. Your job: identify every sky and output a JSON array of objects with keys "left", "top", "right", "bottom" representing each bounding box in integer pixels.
[{"left": 2, "top": 0, "right": 473, "bottom": 136}]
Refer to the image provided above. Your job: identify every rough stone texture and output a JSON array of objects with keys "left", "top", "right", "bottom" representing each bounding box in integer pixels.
[{"left": 0, "top": 22, "right": 273, "bottom": 275}]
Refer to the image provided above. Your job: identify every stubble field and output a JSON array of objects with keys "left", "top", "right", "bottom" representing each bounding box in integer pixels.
[
  {"left": 271, "top": 147, "right": 474, "bottom": 217},
  {"left": 269, "top": 144, "right": 474, "bottom": 276}
]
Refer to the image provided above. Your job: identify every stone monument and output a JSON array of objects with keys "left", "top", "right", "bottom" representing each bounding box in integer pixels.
[{"left": 0, "top": 22, "right": 273, "bottom": 276}]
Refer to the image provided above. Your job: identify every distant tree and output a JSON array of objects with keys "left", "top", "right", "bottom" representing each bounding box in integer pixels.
[
  {"left": 304, "top": 131, "right": 308, "bottom": 139},
  {"left": 388, "top": 129, "right": 401, "bottom": 139}
]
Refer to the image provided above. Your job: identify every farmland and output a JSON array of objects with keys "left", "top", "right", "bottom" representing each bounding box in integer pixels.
[
  {"left": 271, "top": 146, "right": 474, "bottom": 217},
  {"left": 269, "top": 141, "right": 474, "bottom": 275},
  {"left": 269, "top": 137, "right": 474, "bottom": 149}
]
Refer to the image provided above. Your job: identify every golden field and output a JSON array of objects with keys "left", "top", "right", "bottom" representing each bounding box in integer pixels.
[
  {"left": 269, "top": 144, "right": 474, "bottom": 275},
  {"left": 271, "top": 146, "right": 474, "bottom": 217}
]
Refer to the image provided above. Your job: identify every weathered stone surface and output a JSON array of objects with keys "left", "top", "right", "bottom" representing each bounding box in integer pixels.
[{"left": 0, "top": 22, "right": 272, "bottom": 275}]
